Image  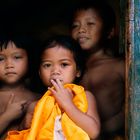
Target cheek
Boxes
[90,29,103,43]
[40,75,51,87]
[71,30,77,40]
[40,70,50,82]
[16,61,28,75]
[70,69,78,80]
[20,61,28,72]
[0,69,3,76]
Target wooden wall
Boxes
[124,0,140,139]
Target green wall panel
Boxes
[128,0,140,139]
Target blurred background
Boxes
[0,0,119,41]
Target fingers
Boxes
[67,88,74,98]
[48,87,56,95]
[50,79,63,90]
[49,79,64,97]
[20,100,29,111]
[8,94,15,104]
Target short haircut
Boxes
[0,33,39,81]
[39,35,85,83]
[71,0,116,36]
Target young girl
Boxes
[71,0,125,139]
[6,35,100,140]
[0,35,40,139]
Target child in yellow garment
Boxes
[6,35,100,140]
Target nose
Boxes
[51,65,60,75]
[5,59,14,69]
[78,24,86,33]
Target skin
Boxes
[71,9,125,138]
[0,41,28,85]
[0,41,38,139]
[38,46,100,139]
[39,46,80,87]
[72,9,104,51]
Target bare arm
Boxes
[64,90,100,139]
[0,94,27,134]
[49,79,100,139]
[0,112,13,134]
[102,105,125,133]
[19,101,37,129]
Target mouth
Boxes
[5,72,17,75]
[50,78,63,83]
[78,37,88,43]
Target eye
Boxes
[0,56,4,62]
[72,22,79,29]
[87,22,95,26]
[14,55,23,59]
[61,63,69,67]
[42,63,51,68]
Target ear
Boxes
[108,28,115,39]
[76,70,81,78]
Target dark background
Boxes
[0,0,119,41]
[0,0,120,93]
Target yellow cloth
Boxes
[6,84,90,140]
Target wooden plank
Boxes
[127,0,140,139]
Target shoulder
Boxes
[27,101,38,113]
[28,100,38,109]
[115,57,125,66]
[85,90,99,119]
[105,57,125,77]
[25,90,41,101]
[85,90,96,104]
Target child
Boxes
[0,35,40,139]
[6,35,100,140]
[71,0,125,139]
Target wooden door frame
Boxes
[122,0,140,139]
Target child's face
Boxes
[39,46,80,87]
[71,9,104,50]
[0,41,28,85]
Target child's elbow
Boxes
[89,125,100,139]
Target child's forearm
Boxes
[63,103,100,139]
[0,113,12,134]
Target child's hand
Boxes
[48,79,74,110]
[20,101,37,129]
[4,94,28,121]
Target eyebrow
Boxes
[41,58,73,62]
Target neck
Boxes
[0,82,26,92]
[85,49,114,68]
[85,49,109,61]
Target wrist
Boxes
[0,112,12,124]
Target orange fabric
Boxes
[6,84,90,140]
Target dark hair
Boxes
[71,0,116,37]
[39,35,85,83]
[0,34,39,86]
[70,0,121,57]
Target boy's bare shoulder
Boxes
[87,57,125,74]
[82,57,125,89]
[27,100,38,112]
[101,57,124,67]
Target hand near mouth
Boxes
[50,78,63,83]
[48,79,74,111]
